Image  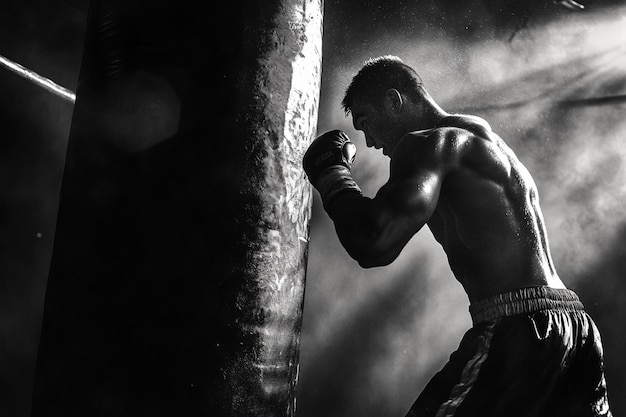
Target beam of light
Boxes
[557,0,585,11]
[453,29,626,113]
[454,94,626,113]
[0,54,76,103]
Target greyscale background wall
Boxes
[1,0,625,416]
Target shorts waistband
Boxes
[469,286,585,325]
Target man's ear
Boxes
[384,89,403,114]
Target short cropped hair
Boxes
[341,55,424,115]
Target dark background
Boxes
[1,0,625,416]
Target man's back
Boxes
[395,114,564,301]
[387,115,609,416]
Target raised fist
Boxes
[303,130,361,211]
[303,130,357,185]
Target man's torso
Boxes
[394,114,564,301]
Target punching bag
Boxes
[31,0,323,416]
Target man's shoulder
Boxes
[399,113,493,147]
[396,123,474,156]
[391,127,467,171]
[392,114,509,176]
[436,114,493,138]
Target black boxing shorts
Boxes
[405,287,612,417]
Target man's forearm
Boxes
[314,165,362,212]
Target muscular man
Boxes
[303,56,611,417]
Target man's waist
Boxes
[469,286,584,325]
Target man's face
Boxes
[350,99,397,156]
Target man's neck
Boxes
[415,99,448,130]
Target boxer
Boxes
[304,55,611,417]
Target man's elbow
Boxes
[337,223,415,268]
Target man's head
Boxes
[341,55,424,115]
[342,56,441,157]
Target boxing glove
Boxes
[303,130,362,211]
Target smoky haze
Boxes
[298,1,626,417]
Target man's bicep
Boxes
[375,169,443,232]
[380,130,456,222]
[330,132,452,267]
